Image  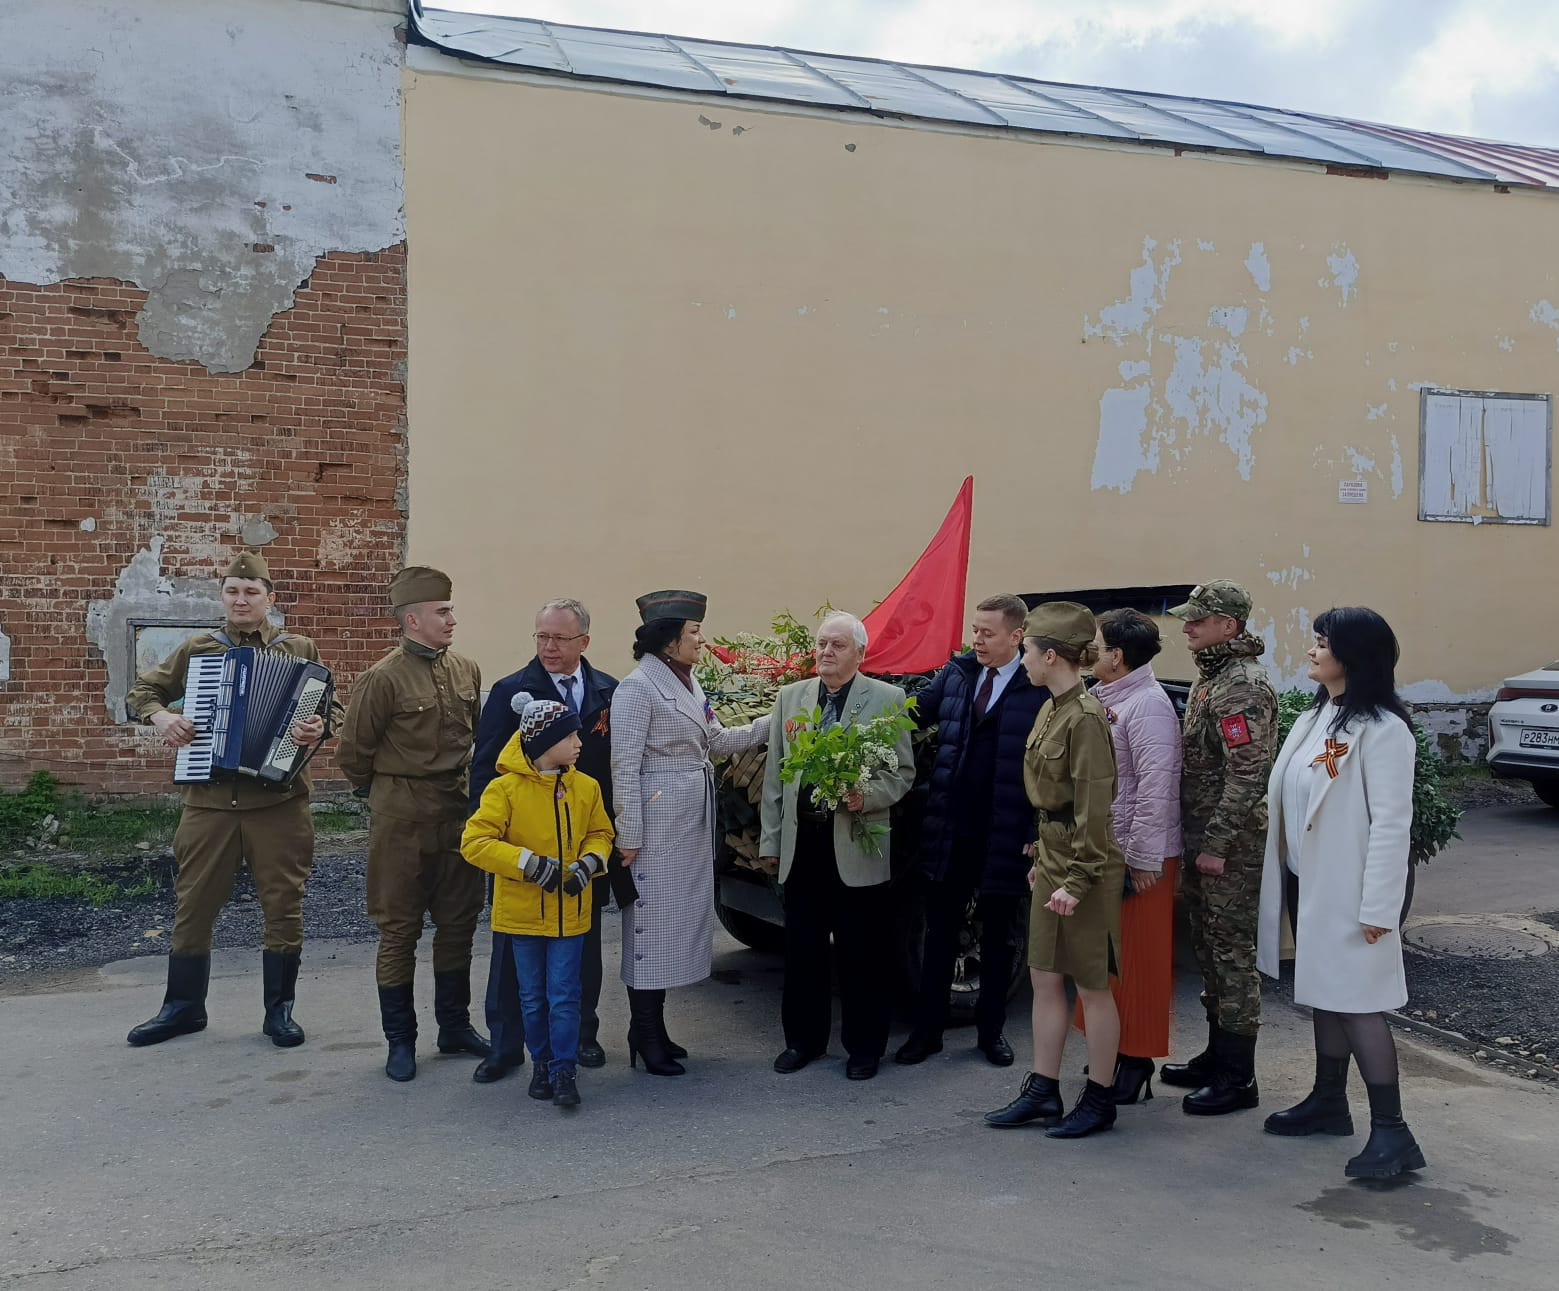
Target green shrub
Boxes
[1276,689,1460,865]
[0,772,61,849]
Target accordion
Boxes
[174,647,334,788]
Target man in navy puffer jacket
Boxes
[895,595,1049,1068]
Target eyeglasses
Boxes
[533,633,586,646]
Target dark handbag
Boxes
[606,853,639,906]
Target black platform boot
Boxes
[1265,1055,1354,1137]
[1345,1082,1427,1179]
[1161,1020,1220,1089]
[1110,1055,1156,1105]
[983,1073,1064,1128]
[378,984,417,1082]
[433,970,491,1058]
[261,950,305,1048]
[1184,1029,1260,1116]
[626,988,685,1076]
[127,954,211,1047]
[1046,1079,1119,1139]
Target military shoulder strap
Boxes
[208,629,291,649]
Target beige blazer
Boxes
[759,673,915,887]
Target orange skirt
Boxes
[1075,857,1176,1058]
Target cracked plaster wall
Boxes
[0,0,404,372]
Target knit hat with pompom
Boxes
[510,690,583,760]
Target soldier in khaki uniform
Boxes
[337,567,489,1081]
[1160,581,1277,1116]
[125,551,341,1050]
[983,603,1125,1140]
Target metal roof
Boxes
[408,4,1559,191]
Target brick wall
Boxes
[0,246,409,793]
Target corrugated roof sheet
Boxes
[408,4,1559,190]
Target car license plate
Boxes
[1518,728,1559,749]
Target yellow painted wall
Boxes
[402,55,1558,697]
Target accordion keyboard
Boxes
[173,653,228,785]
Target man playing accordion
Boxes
[125,550,342,1050]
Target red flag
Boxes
[862,476,973,675]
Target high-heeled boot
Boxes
[1345,1082,1427,1179]
[1046,1079,1118,1139]
[1110,1055,1156,1105]
[626,987,685,1076]
[1265,1055,1354,1137]
[656,1008,688,1061]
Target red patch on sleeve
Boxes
[1220,714,1252,747]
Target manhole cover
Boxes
[1407,924,1552,960]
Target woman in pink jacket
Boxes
[1078,609,1183,1104]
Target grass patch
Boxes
[0,864,159,908]
[59,799,182,850]
[313,805,367,836]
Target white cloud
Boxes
[451,1,1559,146]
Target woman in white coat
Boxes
[1256,607,1426,1180]
[611,590,770,1076]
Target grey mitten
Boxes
[562,854,602,898]
[522,851,562,893]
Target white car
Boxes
[1487,662,1559,809]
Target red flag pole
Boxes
[861,476,974,676]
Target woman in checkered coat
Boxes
[611,590,770,1076]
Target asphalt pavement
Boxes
[3,923,1556,1289]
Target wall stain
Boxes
[1299,1184,1515,1261]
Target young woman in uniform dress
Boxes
[985,602,1126,1140]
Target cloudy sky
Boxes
[447,1,1559,147]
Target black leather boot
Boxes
[552,1068,581,1108]
[1161,1020,1220,1088]
[127,954,211,1047]
[1265,1055,1354,1137]
[378,984,417,1082]
[433,970,491,1058]
[1184,1029,1260,1116]
[261,950,305,1048]
[528,1063,555,1101]
[983,1073,1064,1128]
[626,988,684,1076]
[656,1011,688,1061]
[1345,1082,1427,1179]
[1046,1079,1118,1139]
[1110,1055,1156,1105]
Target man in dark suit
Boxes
[895,594,1049,1068]
[469,597,619,1078]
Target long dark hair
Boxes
[632,618,688,661]
[1312,607,1413,736]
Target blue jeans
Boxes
[510,934,585,1076]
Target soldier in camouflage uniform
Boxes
[1160,581,1277,1116]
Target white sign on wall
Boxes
[1339,479,1369,504]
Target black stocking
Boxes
[1313,1008,1399,1085]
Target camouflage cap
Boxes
[1022,601,1097,649]
[390,566,453,609]
[636,589,707,624]
[1170,580,1253,622]
[223,551,271,583]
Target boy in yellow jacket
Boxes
[462,692,613,1108]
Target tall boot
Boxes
[1160,1019,1220,1088]
[1183,1029,1260,1116]
[656,1007,689,1061]
[378,984,417,1082]
[626,987,684,1076]
[261,950,305,1048]
[1265,1055,1353,1137]
[127,954,210,1047]
[1046,1079,1119,1139]
[433,970,491,1058]
[1345,1082,1427,1179]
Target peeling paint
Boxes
[1497,335,1515,352]
[0,622,11,684]
[1084,237,1180,345]
[1208,306,1248,338]
[1365,403,1389,421]
[1244,242,1271,293]
[1265,564,1313,589]
[1118,360,1151,381]
[0,0,404,373]
[1390,435,1405,498]
[1197,239,1216,252]
[1162,335,1268,480]
[1345,448,1376,474]
[1321,245,1360,305]
[1533,300,1559,350]
[1090,384,1155,493]
[725,305,737,320]
[1285,347,1312,365]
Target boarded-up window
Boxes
[1420,390,1551,525]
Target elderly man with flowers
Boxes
[759,612,916,1081]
